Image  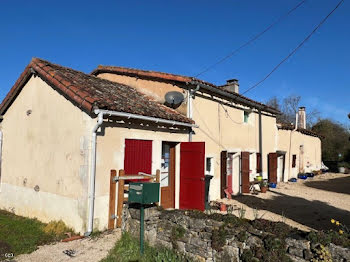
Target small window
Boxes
[244,111,249,123]
[292,155,297,168]
[206,157,213,175]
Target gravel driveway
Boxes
[12,229,121,262]
[220,173,350,231]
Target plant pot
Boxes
[338,167,345,174]
[260,186,268,193]
[220,203,227,212]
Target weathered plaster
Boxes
[0,76,92,232]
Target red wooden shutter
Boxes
[124,139,152,181]
[220,151,228,198]
[180,142,205,211]
[256,153,261,173]
[241,152,250,194]
[268,153,278,183]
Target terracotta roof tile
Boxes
[0,58,194,125]
[91,65,279,114]
[277,123,323,138]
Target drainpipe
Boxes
[85,109,198,235]
[187,84,200,142]
[85,111,103,236]
[287,114,298,181]
[258,110,263,176]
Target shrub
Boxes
[42,220,74,239]
[307,230,350,248]
[311,244,332,262]
[251,219,295,239]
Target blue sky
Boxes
[1,0,349,124]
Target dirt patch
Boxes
[13,229,121,262]
[219,173,350,232]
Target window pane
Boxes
[244,112,249,123]
[161,143,170,187]
[206,157,211,172]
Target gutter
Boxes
[84,109,198,235]
[190,81,280,115]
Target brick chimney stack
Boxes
[223,79,239,93]
[298,107,306,129]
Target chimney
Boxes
[223,79,239,93]
[298,107,306,129]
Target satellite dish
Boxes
[164,91,184,109]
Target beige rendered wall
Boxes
[0,76,93,233]
[95,73,278,200]
[93,125,189,231]
[97,73,188,116]
[277,129,322,180]
[191,95,278,199]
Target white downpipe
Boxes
[85,109,198,235]
[188,92,193,142]
[287,114,298,181]
[187,85,200,142]
[85,112,103,236]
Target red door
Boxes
[180,142,205,211]
[241,152,250,194]
[268,152,278,183]
[220,151,227,198]
[124,139,152,180]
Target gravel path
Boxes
[220,173,350,232]
[13,229,121,262]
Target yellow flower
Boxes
[336,221,340,226]
[339,230,344,235]
[331,219,335,224]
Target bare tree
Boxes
[266,94,320,128]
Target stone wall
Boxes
[123,206,350,262]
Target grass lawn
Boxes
[0,210,72,260]
[101,232,194,262]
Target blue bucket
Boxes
[298,174,308,180]
[269,183,277,188]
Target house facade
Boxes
[277,122,322,182]
[0,59,195,233]
[92,66,280,199]
[0,58,322,234]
